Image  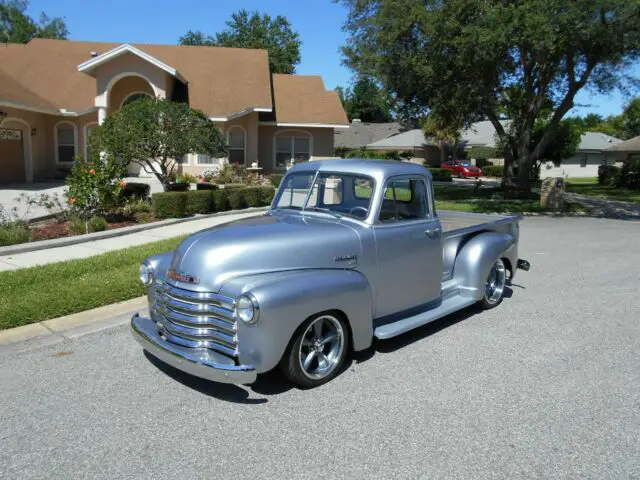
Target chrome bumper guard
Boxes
[131,314,257,384]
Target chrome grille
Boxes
[152,283,237,357]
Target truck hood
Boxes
[167,212,362,292]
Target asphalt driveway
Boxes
[1,216,639,479]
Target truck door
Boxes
[372,176,443,318]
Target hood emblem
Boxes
[168,269,199,284]
[334,253,358,263]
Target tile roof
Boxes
[271,74,348,125]
[367,129,435,148]
[605,135,640,153]
[0,39,272,116]
[334,122,405,148]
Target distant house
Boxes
[604,135,640,164]
[539,132,622,179]
[334,120,405,149]
[365,129,441,164]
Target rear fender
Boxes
[220,270,374,373]
[453,232,517,300]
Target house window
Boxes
[56,123,76,163]
[121,92,152,108]
[227,127,245,164]
[197,154,223,166]
[175,154,188,165]
[580,155,587,168]
[275,131,311,169]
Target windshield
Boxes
[274,171,375,220]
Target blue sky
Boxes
[27,0,638,118]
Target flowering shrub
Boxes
[66,156,127,218]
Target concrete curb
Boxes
[0,296,148,352]
[0,206,269,257]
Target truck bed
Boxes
[439,210,517,235]
[439,210,519,280]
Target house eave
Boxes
[208,107,272,122]
[0,101,97,117]
[258,121,350,129]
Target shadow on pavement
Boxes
[144,350,294,404]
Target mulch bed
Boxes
[29,215,157,242]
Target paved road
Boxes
[1,217,639,479]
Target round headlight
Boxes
[139,263,154,286]
[236,294,259,324]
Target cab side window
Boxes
[379,178,429,223]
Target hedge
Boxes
[212,189,229,211]
[598,165,620,186]
[222,183,245,190]
[152,192,187,218]
[619,158,640,189]
[166,182,190,192]
[483,165,504,177]
[186,190,212,215]
[270,174,284,187]
[151,186,277,218]
[120,182,150,200]
[428,168,452,182]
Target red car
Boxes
[440,160,483,178]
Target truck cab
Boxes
[131,160,529,388]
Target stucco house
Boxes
[0,39,348,184]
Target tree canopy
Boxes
[179,9,301,74]
[336,76,393,123]
[340,0,640,189]
[566,97,640,140]
[92,98,227,189]
[0,0,67,43]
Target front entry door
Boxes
[0,128,25,184]
[373,176,443,318]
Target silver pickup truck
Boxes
[131,160,529,388]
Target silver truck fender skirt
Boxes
[131,314,257,385]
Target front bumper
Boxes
[130,313,257,384]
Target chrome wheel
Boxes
[298,314,345,380]
[485,259,506,305]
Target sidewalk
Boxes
[0,210,263,272]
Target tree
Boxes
[532,119,582,179]
[340,0,640,190]
[622,97,640,139]
[179,9,301,74]
[0,0,67,43]
[92,97,227,190]
[338,76,394,122]
[422,114,463,163]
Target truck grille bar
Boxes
[152,283,238,357]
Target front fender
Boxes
[220,270,374,373]
[453,232,517,300]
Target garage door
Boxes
[0,128,25,184]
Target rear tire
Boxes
[479,259,507,309]
[280,313,349,388]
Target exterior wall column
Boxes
[98,107,107,125]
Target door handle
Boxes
[424,227,441,238]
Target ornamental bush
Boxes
[482,165,504,177]
[68,216,108,235]
[618,158,640,189]
[427,168,453,182]
[119,182,150,200]
[66,156,127,218]
[0,221,30,246]
[152,192,188,218]
[186,190,213,215]
[269,174,284,187]
[597,165,621,186]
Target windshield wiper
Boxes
[304,206,342,218]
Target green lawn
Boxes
[0,236,186,330]
[565,178,640,203]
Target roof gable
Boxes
[77,43,185,83]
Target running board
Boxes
[374,295,477,340]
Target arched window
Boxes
[120,91,152,108]
[55,121,77,163]
[274,130,312,169]
[227,126,246,164]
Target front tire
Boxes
[280,313,349,388]
[479,259,507,309]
